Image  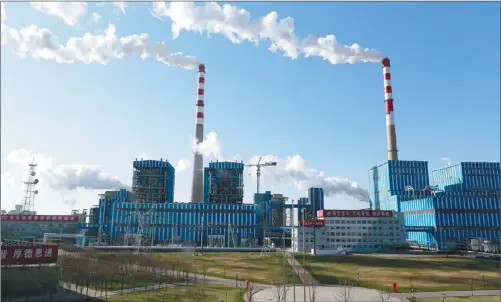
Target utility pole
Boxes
[291,201,296,302]
[282,209,287,302]
[313,216,317,256]
[302,208,306,302]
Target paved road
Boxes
[399,289,500,298]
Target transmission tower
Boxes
[21,159,39,213]
[133,203,157,254]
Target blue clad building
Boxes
[368,160,500,250]
[132,159,175,204]
[308,188,325,217]
[203,161,244,204]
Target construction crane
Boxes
[246,157,277,194]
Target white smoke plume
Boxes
[4,149,129,191]
[1,4,199,69]
[441,157,452,167]
[30,2,87,26]
[192,131,224,160]
[191,132,369,202]
[152,2,383,64]
[175,159,191,172]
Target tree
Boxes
[333,281,353,302]
[308,280,318,302]
[271,281,284,302]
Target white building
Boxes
[292,209,407,254]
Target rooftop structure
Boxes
[132,159,175,203]
[203,161,244,204]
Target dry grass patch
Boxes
[300,254,500,292]
[151,252,300,284]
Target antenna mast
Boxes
[21,158,39,213]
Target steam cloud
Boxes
[152,2,383,64]
[5,149,129,191]
[192,131,370,202]
[1,4,199,69]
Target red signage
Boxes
[1,245,59,265]
[300,219,325,228]
[317,210,393,218]
[0,215,78,222]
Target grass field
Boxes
[417,296,500,302]
[150,252,300,285]
[106,284,245,302]
[59,252,184,291]
[299,254,500,292]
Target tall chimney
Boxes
[382,57,399,161]
[190,63,206,203]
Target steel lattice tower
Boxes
[21,159,39,213]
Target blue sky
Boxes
[1,2,499,214]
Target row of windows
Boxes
[327,226,400,231]
[324,219,399,225]
[326,238,399,243]
[327,232,397,237]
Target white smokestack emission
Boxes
[152,2,383,64]
[188,132,370,202]
[1,5,199,70]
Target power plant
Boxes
[1,58,499,253]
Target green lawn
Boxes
[107,284,245,302]
[298,254,500,292]
[417,296,500,302]
[150,252,301,285]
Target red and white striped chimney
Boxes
[382,57,399,161]
[190,63,206,203]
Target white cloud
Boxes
[191,132,370,202]
[4,149,129,191]
[30,2,87,26]
[1,22,200,69]
[175,159,191,172]
[113,2,127,15]
[91,12,102,24]
[152,2,383,64]
[1,172,15,189]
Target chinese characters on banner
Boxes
[0,215,78,222]
[300,219,325,228]
[317,210,393,218]
[1,245,58,265]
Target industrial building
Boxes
[292,209,407,253]
[132,159,175,204]
[93,190,259,246]
[203,161,244,204]
[0,213,81,242]
[368,160,500,250]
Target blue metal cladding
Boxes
[203,167,210,204]
[208,161,245,170]
[432,162,500,192]
[297,197,309,221]
[103,201,259,242]
[368,160,500,250]
[308,187,324,216]
[133,159,175,203]
[432,164,464,192]
[368,160,428,212]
